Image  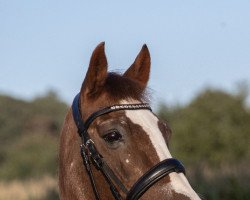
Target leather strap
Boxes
[72,92,151,142]
[126,158,185,200]
[72,93,86,135]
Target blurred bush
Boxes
[0,91,66,199]
[0,91,68,181]
[158,88,250,200]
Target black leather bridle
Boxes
[72,93,185,200]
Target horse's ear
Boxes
[81,42,108,98]
[123,44,151,88]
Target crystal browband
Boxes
[82,103,152,133]
[110,103,151,110]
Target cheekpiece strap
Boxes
[72,93,86,134]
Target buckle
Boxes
[86,139,94,147]
[83,139,103,169]
[80,139,94,150]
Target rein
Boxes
[72,93,185,200]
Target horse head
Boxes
[59,42,201,200]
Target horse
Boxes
[58,42,201,200]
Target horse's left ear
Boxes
[123,44,151,88]
[81,42,108,98]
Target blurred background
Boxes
[1,1,250,200]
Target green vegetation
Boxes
[0,91,67,199]
[0,88,249,199]
[158,88,250,200]
[0,91,68,181]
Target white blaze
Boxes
[122,100,201,200]
[124,108,172,161]
[169,173,201,199]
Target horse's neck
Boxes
[58,110,113,200]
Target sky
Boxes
[1,0,250,107]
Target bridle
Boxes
[72,93,185,200]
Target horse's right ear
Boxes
[123,44,150,89]
[81,42,108,98]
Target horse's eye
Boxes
[103,130,122,144]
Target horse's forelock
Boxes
[103,72,150,103]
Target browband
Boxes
[72,93,152,140]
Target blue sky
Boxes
[1,0,250,106]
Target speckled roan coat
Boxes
[58,43,200,200]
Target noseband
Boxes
[72,93,185,200]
